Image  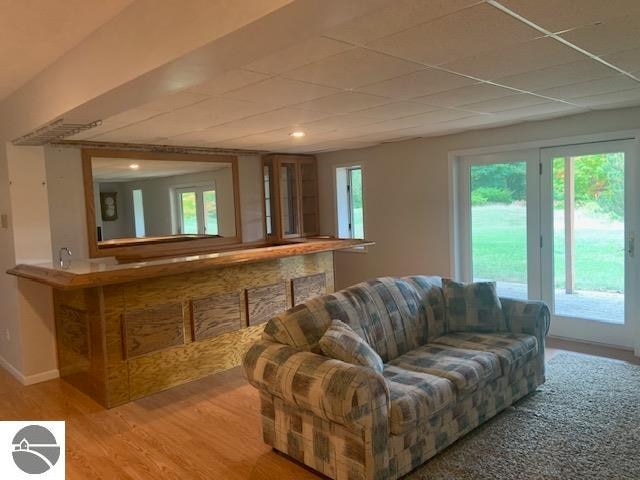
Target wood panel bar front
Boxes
[52,251,335,407]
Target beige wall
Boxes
[318,106,640,291]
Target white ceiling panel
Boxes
[366,3,540,66]
[497,0,640,32]
[603,48,640,74]
[535,75,640,100]
[292,92,391,114]
[354,101,439,120]
[357,68,479,100]
[414,83,517,107]
[560,15,640,56]
[187,69,271,96]
[495,102,587,120]
[494,59,618,92]
[223,77,340,106]
[243,37,354,74]
[458,94,551,113]
[282,48,423,89]
[301,113,384,130]
[324,0,479,45]
[443,37,584,80]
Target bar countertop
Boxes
[7,238,372,290]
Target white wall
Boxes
[1,144,58,382]
[318,106,640,291]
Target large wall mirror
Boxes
[83,149,242,259]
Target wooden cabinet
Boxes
[262,154,319,240]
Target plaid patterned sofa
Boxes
[243,276,550,480]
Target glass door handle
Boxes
[628,232,635,258]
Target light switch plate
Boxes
[1,214,8,229]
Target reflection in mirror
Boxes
[91,157,236,246]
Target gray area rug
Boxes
[406,352,640,480]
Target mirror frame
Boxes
[82,148,242,259]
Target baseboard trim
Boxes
[547,335,634,353]
[0,355,59,385]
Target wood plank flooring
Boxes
[0,338,635,479]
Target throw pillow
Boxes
[319,319,384,373]
[442,278,506,332]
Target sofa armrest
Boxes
[242,340,390,430]
[500,298,550,340]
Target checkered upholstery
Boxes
[431,332,538,375]
[384,365,455,435]
[442,278,507,332]
[243,276,550,480]
[319,319,384,373]
[263,277,438,363]
[388,344,501,394]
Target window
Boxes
[175,185,218,235]
[132,189,145,237]
[336,165,364,239]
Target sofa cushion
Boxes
[388,344,501,395]
[430,332,538,375]
[442,279,506,333]
[319,319,384,373]
[263,277,428,362]
[402,276,447,340]
[383,365,456,435]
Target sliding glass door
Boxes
[459,149,540,300]
[459,139,638,349]
[540,140,638,348]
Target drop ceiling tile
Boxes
[301,113,383,130]
[357,68,479,100]
[187,69,271,96]
[354,101,439,120]
[535,75,640,99]
[560,15,640,56]
[443,37,584,80]
[494,59,617,91]
[324,0,478,45]
[141,91,209,112]
[366,3,540,66]
[414,83,517,107]
[292,92,391,114]
[223,77,340,106]
[571,88,640,108]
[496,102,585,119]
[498,0,640,32]
[283,48,423,89]
[603,48,640,74]
[207,107,332,135]
[243,37,354,74]
[458,94,552,113]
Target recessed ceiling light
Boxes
[289,130,306,138]
[129,163,140,170]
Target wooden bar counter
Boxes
[8,238,371,407]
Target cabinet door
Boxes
[278,158,301,238]
[262,158,276,238]
[299,157,319,236]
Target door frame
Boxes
[540,139,639,349]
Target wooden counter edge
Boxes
[7,239,373,290]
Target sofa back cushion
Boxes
[319,319,384,373]
[263,277,427,362]
[402,275,447,340]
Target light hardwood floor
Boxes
[0,338,635,479]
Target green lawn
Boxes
[472,204,624,292]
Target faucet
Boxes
[58,247,72,269]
